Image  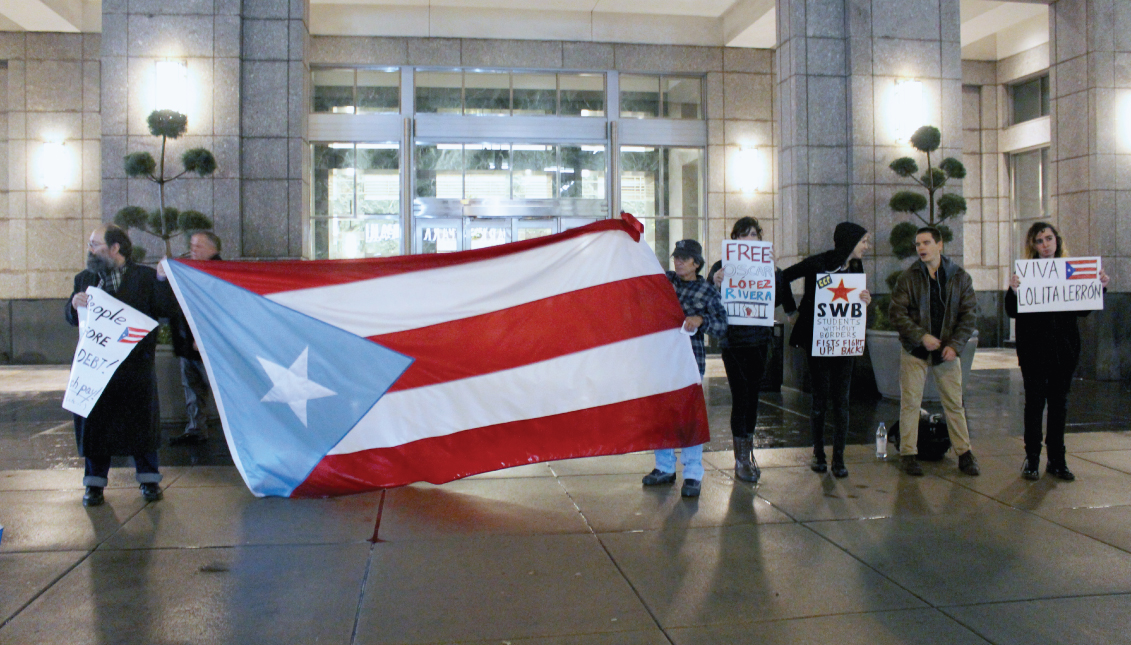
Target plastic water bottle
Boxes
[875,422,888,459]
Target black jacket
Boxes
[65,263,177,457]
[706,262,796,348]
[1005,286,1097,373]
[781,222,868,352]
[169,255,221,360]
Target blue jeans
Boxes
[84,453,162,487]
[653,444,704,481]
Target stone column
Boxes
[776,0,963,282]
[1049,0,1131,379]
[240,0,309,259]
[101,0,243,259]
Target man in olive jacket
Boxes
[888,227,980,477]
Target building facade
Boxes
[0,0,1128,381]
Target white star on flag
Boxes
[257,347,337,427]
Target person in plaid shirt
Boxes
[642,239,727,498]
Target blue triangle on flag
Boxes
[165,260,413,497]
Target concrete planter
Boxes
[865,329,979,401]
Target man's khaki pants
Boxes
[898,351,972,456]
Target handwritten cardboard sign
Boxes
[811,273,867,357]
[1013,257,1104,313]
[719,240,775,327]
[62,287,158,417]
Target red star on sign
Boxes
[827,279,855,302]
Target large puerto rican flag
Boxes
[162,215,709,498]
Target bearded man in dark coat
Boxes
[65,224,177,507]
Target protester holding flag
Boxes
[1006,222,1109,481]
[168,231,223,446]
[782,223,871,478]
[65,225,177,506]
[642,239,727,498]
[707,218,796,483]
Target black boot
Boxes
[1021,454,1040,481]
[82,486,104,507]
[733,435,761,483]
[831,452,848,478]
[1047,459,1076,481]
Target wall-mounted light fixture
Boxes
[890,78,926,144]
[153,59,189,113]
[736,145,767,194]
[1118,90,1131,153]
[40,139,70,192]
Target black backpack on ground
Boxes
[889,412,952,461]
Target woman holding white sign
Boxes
[708,217,797,483]
[782,223,871,478]
[1006,222,1109,482]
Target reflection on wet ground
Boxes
[3,353,1129,469]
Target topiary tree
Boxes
[887,125,967,258]
[114,110,217,260]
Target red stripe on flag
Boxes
[289,384,709,497]
[181,219,641,296]
[372,275,684,391]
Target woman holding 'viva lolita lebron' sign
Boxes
[1006,222,1109,482]
[708,218,797,484]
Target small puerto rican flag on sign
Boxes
[117,327,150,344]
[1065,259,1098,280]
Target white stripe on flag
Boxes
[327,328,702,455]
[267,230,662,337]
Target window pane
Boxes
[1012,149,1044,222]
[512,144,556,199]
[513,73,556,115]
[464,143,511,198]
[560,145,606,199]
[666,147,703,220]
[560,73,604,117]
[516,220,555,241]
[312,69,354,113]
[357,70,399,114]
[620,74,660,118]
[416,71,462,114]
[620,146,659,217]
[415,143,463,198]
[356,143,399,216]
[327,216,401,259]
[663,76,702,119]
[420,221,461,253]
[1011,76,1045,124]
[639,217,703,271]
[314,143,356,217]
[468,222,512,249]
[464,72,510,116]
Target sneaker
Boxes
[642,469,676,486]
[1021,455,1040,481]
[140,482,163,502]
[958,450,980,476]
[169,432,208,446]
[82,486,104,507]
[1047,462,1076,481]
[902,455,924,476]
[831,461,849,478]
[680,479,701,498]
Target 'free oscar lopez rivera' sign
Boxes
[811,273,868,357]
[719,240,775,327]
[62,287,158,418]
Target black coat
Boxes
[65,263,177,457]
[1005,286,1095,375]
[169,255,220,360]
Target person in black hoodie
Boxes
[1006,222,1109,481]
[707,217,797,483]
[781,222,871,477]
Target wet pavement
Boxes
[2,354,1131,644]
